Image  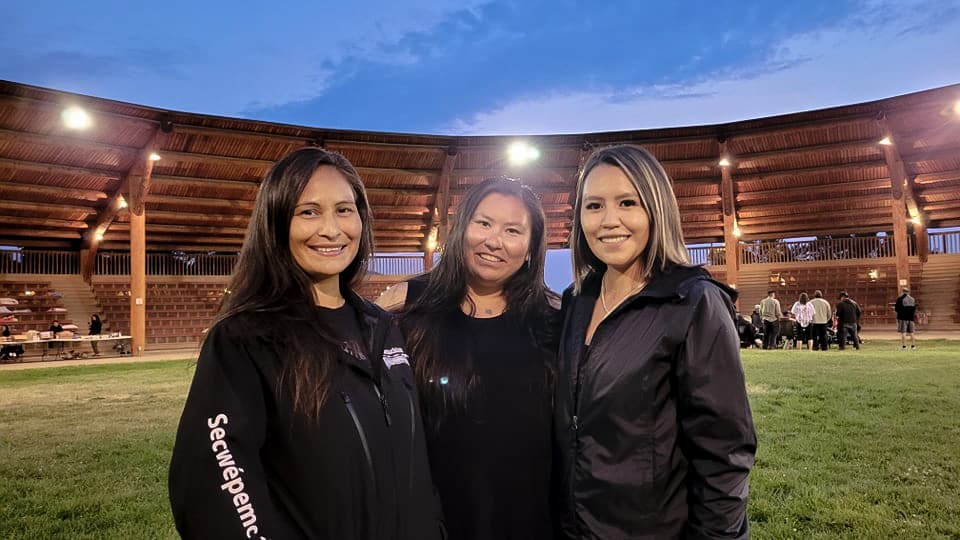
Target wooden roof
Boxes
[1,79,958,252]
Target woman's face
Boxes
[580,163,650,275]
[288,166,363,284]
[462,192,532,292]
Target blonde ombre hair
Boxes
[570,144,690,293]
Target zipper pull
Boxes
[379,393,392,426]
[571,415,579,431]
[340,392,351,404]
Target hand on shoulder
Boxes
[375,282,408,312]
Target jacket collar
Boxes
[342,289,393,382]
[580,264,733,306]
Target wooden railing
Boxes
[928,231,960,255]
[96,252,238,276]
[367,254,424,276]
[686,245,726,266]
[0,250,79,274]
[94,252,425,277]
[739,237,897,265]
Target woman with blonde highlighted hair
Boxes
[554,144,757,539]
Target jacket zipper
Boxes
[371,384,392,426]
[341,391,376,486]
[405,388,416,496]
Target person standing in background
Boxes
[759,290,781,349]
[790,292,815,350]
[809,290,832,351]
[894,287,917,350]
[835,291,861,350]
[88,314,102,356]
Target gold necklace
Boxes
[600,276,645,315]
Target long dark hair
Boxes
[402,177,558,423]
[213,147,374,417]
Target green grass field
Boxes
[1,341,958,539]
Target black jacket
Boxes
[835,298,861,326]
[555,266,757,539]
[894,294,916,322]
[169,294,443,540]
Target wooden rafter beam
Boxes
[152,174,259,190]
[108,223,248,235]
[0,229,83,239]
[102,233,245,244]
[0,200,97,213]
[738,198,892,218]
[901,145,960,163]
[0,215,89,229]
[356,166,438,178]
[916,185,960,199]
[145,193,255,211]
[734,159,887,183]
[914,168,960,184]
[0,127,140,156]
[158,150,273,170]
[737,208,892,227]
[0,181,109,201]
[0,157,120,179]
[732,137,882,164]
[736,178,891,201]
[372,206,432,216]
[143,210,249,224]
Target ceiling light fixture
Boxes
[507,141,540,166]
[61,106,92,129]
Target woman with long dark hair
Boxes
[555,145,756,539]
[377,177,559,540]
[169,147,442,540]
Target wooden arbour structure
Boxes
[2,80,960,350]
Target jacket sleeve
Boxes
[168,322,299,540]
[675,285,757,539]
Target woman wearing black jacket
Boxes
[555,145,757,539]
[169,148,442,540]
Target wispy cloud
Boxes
[0,0,493,116]
[448,0,960,135]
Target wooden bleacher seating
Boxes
[0,280,72,333]
[765,264,923,326]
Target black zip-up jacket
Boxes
[835,298,861,326]
[169,294,443,540]
[555,265,757,539]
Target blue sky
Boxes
[3,0,960,288]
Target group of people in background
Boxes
[743,287,919,351]
[168,145,757,539]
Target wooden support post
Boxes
[423,245,435,272]
[436,148,457,247]
[130,211,146,356]
[126,136,160,356]
[876,116,918,289]
[719,141,739,305]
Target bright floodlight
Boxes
[508,142,540,166]
[148,152,162,161]
[94,232,104,241]
[718,157,731,167]
[61,106,91,129]
[878,136,893,146]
